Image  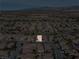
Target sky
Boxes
[0,0,79,10]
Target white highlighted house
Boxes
[36,35,43,42]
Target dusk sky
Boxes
[0,0,79,10]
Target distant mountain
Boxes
[18,6,79,11]
[63,6,79,10]
[0,6,79,13]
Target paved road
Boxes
[21,41,64,59]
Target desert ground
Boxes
[0,10,79,59]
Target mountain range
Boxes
[1,6,79,12]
